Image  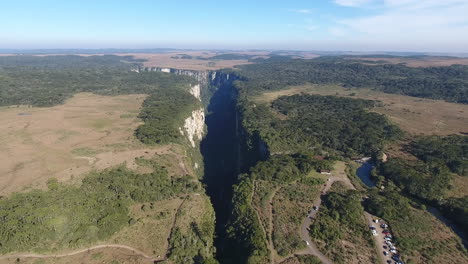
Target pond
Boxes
[356,162,376,187]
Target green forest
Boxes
[240,94,402,157]
[0,165,199,253]
[236,56,468,103]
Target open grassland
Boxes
[447,174,468,198]
[117,51,266,70]
[0,93,191,195]
[253,84,468,136]
[351,56,468,67]
[0,93,170,195]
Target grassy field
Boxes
[447,174,468,198]
[272,178,322,256]
[392,207,468,264]
[0,92,190,195]
[117,51,263,70]
[108,198,183,258]
[253,84,468,136]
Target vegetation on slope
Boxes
[375,134,468,240]
[0,165,198,253]
[310,187,376,264]
[365,191,468,264]
[241,94,402,157]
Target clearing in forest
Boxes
[0,92,167,195]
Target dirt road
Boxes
[365,212,390,264]
[296,176,341,264]
[0,244,160,262]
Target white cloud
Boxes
[334,0,372,7]
[329,0,468,51]
[293,9,313,14]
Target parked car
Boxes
[392,254,401,261]
[312,205,318,211]
[390,249,397,254]
[381,223,389,228]
[305,240,310,246]
[385,237,392,241]
[372,230,378,236]
[383,251,389,256]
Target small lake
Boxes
[356,162,376,187]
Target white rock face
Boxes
[189,84,201,101]
[183,108,205,147]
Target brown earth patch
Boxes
[117,51,265,70]
[0,92,169,195]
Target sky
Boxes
[1,0,468,52]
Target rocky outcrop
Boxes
[189,84,201,101]
[182,108,205,147]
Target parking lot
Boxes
[365,213,405,264]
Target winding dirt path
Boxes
[286,170,357,264]
[0,194,191,263]
[266,185,282,263]
[0,244,160,261]
[252,181,277,263]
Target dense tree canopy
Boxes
[236,56,468,103]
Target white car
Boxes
[372,230,378,236]
[305,240,310,246]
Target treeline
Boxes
[241,94,402,157]
[0,165,199,253]
[250,153,333,183]
[236,56,468,103]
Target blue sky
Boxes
[1,0,468,52]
